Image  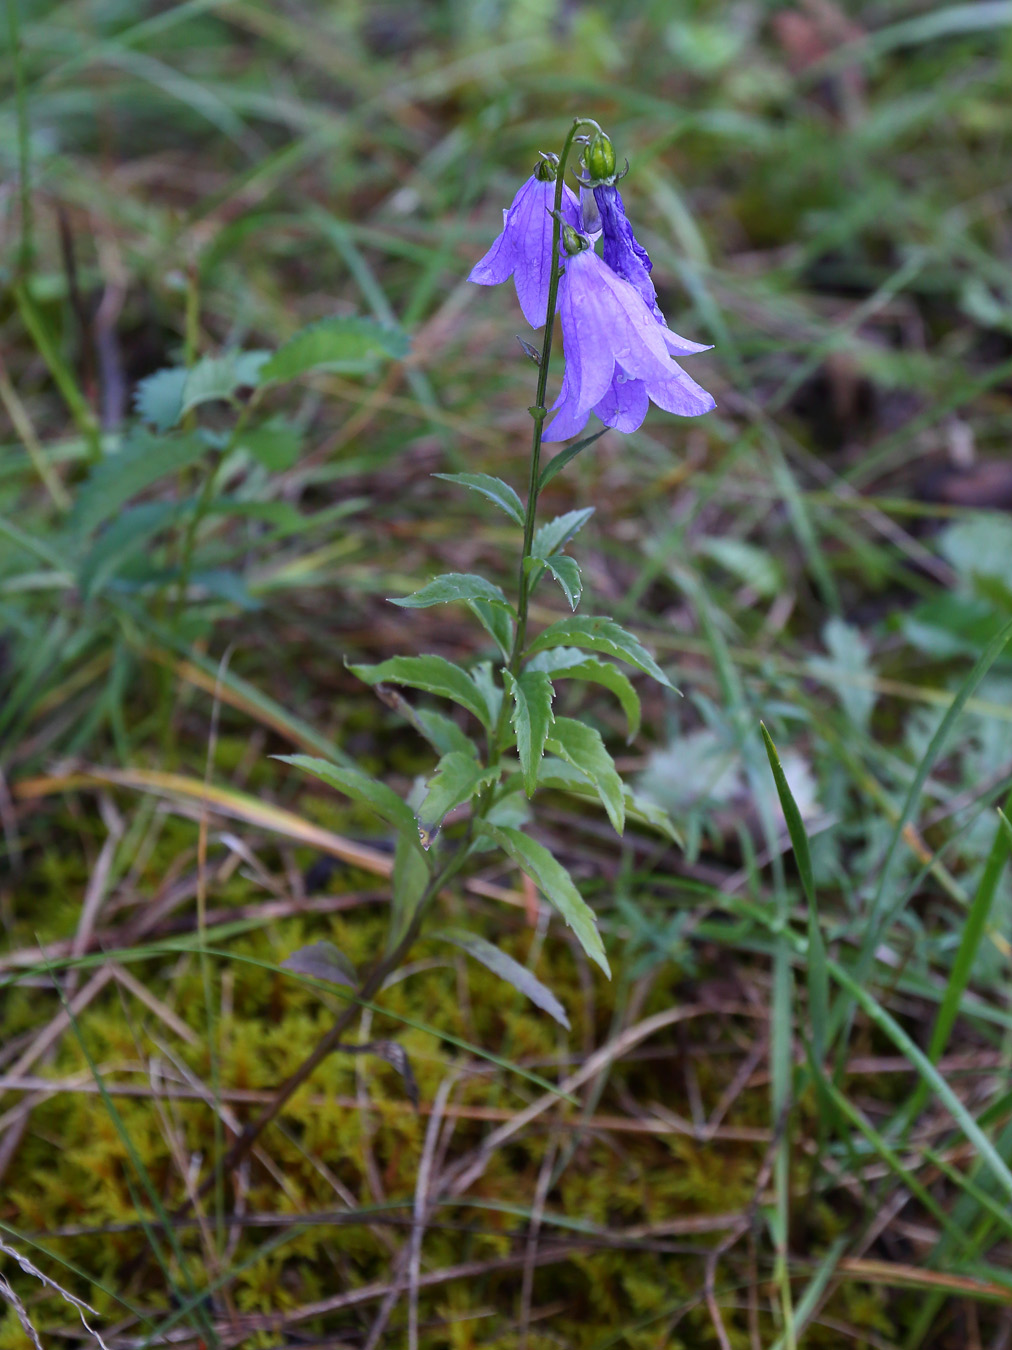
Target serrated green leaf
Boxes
[527,647,641,741]
[258,316,409,383]
[526,616,674,690]
[349,655,491,728]
[477,822,609,977]
[533,507,595,558]
[538,429,606,490]
[70,431,207,536]
[505,669,555,797]
[541,555,582,610]
[414,709,476,758]
[467,598,514,661]
[134,367,187,431]
[180,350,270,415]
[276,754,418,836]
[434,928,570,1028]
[390,572,514,612]
[417,752,498,846]
[545,716,624,834]
[433,473,525,527]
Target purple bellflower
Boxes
[544,234,714,442]
[594,184,663,323]
[468,169,581,328]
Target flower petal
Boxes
[543,364,592,442]
[594,372,649,433]
[468,209,515,286]
[644,360,716,418]
[661,328,713,356]
[595,184,663,321]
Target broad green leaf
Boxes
[281,941,357,989]
[538,429,606,490]
[468,598,514,661]
[390,831,430,951]
[180,350,270,415]
[434,928,570,1028]
[390,573,514,612]
[527,647,641,741]
[349,655,491,728]
[505,669,555,797]
[545,716,624,834]
[533,507,595,558]
[417,752,498,846]
[541,555,582,610]
[238,419,302,471]
[477,821,609,977]
[134,367,187,431]
[433,473,525,527]
[526,616,674,690]
[70,431,207,536]
[276,754,418,836]
[258,316,410,383]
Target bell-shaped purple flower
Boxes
[468,173,581,328]
[593,184,663,322]
[543,242,714,442]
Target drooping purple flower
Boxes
[543,240,714,442]
[468,172,581,328]
[593,184,663,322]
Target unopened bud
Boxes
[562,225,588,256]
[534,154,558,182]
[585,132,616,184]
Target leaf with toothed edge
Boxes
[505,669,555,797]
[390,573,515,612]
[526,616,674,690]
[349,656,492,728]
[416,752,499,848]
[477,821,609,977]
[544,716,625,834]
[433,473,525,527]
[538,430,606,490]
[526,647,641,741]
[275,755,418,836]
[533,507,594,558]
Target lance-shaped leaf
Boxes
[349,655,491,728]
[527,647,641,741]
[372,684,476,758]
[434,928,570,1028]
[526,616,674,690]
[538,429,606,490]
[390,573,514,613]
[505,669,555,797]
[433,473,525,527]
[544,717,624,834]
[417,752,499,847]
[282,941,357,989]
[477,822,609,977]
[537,554,582,610]
[533,507,595,558]
[275,755,418,835]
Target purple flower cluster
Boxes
[469,166,715,438]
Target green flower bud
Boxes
[585,132,616,184]
[534,155,558,183]
[562,225,588,256]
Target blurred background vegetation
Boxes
[3,1,1012,1346]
